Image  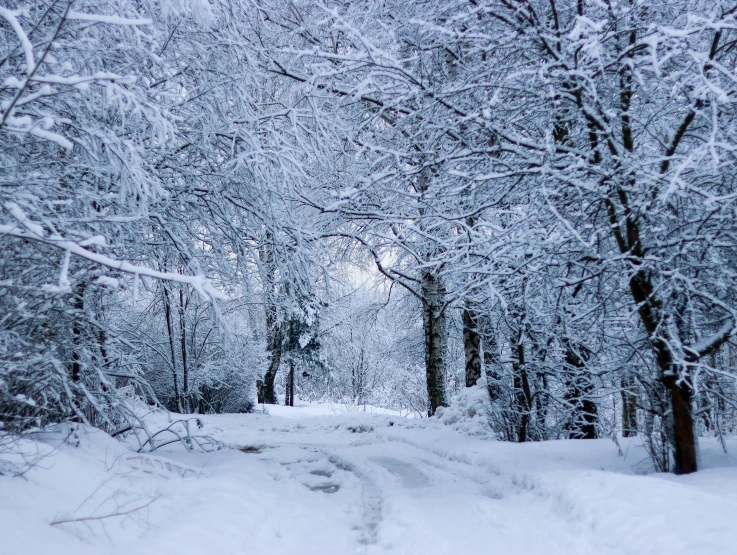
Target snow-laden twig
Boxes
[2,203,223,300]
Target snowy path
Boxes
[259,436,620,555]
[3,405,737,555]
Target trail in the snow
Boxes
[219,411,737,555]
[6,408,737,555]
[244,428,618,555]
[370,456,430,488]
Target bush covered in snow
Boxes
[434,382,495,437]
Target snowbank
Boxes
[434,382,495,436]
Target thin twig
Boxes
[50,495,161,526]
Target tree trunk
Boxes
[262,323,282,405]
[602,169,701,472]
[601,33,707,467]
[178,288,189,412]
[621,375,638,437]
[511,330,531,442]
[462,304,482,387]
[70,283,86,384]
[285,362,295,407]
[481,319,502,403]
[628,267,698,474]
[665,376,698,474]
[290,363,295,407]
[163,285,182,412]
[256,380,264,404]
[260,239,281,405]
[421,270,448,416]
[537,372,549,440]
[564,347,598,439]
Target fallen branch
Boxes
[50,495,161,526]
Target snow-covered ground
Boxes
[2,402,737,555]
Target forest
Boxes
[2,0,737,499]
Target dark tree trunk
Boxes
[290,363,295,407]
[605,187,700,472]
[564,392,598,440]
[463,304,482,387]
[262,325,282,405]
[285,362,295,407]
[178,288,189,412]
[415,170,448,416]
[511,331,531,442]
[95,296,111,393]
[628,266,698,474]
[666,376,698,474]
[70,283,86,383]
[421,270,448,416]
[256,380,264,404]
[260,239,281,405]
[461,212,484,389]
[564,347,598,439]
[536,372,550,440]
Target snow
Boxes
[434,382,495,436]
[2,406,737,555]
[67,11,152,26]
[0,7,34,75]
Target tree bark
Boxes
[665,376,698,474]
[178,288,189,412]
[605,185,700,472]
[564,346,598,439]
[260,239,281,405]
[421,270,448,416]
[262,319,282,405]
[462,304,482,387]
[163,285,182,412]
[256,380,264,404]
[621,375,638,437]
[285,362,295,407]
[511,329,531,442]
[628,267,697,473]
[70,282,86,384]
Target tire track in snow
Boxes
[323,451,383,547]
[244,441,385,549]
[369,456,430,488]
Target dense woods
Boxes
[3,0,737,475]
